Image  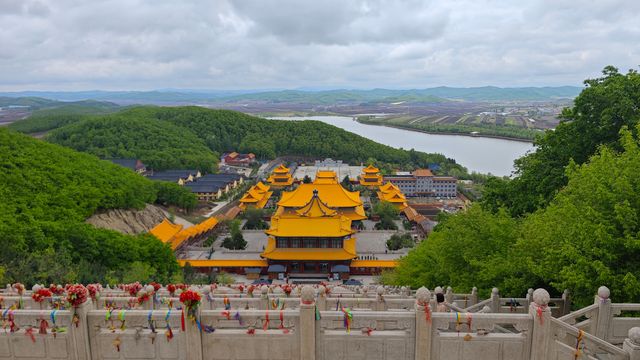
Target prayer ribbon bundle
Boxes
[341,307,352,333]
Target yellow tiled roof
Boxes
[313,170,339,184]
[272,164,290,174]
[149,219,183,243]
[150,217,218,250]
[266,216,354,237]
[363,164,380,174]
[279,184,362,208]
[239,182,273,210]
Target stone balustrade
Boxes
[2,285,640,359]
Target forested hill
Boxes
[0,128,183,285]
[47,115,219,172]
[44,106,468,176]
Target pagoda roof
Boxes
[272,164,290,174]
[363,164,380,174]
[313,170,339,184]
[279,183,362,208]
[294,189,338,217]
[266,214,353,237]
[379,182,400,193]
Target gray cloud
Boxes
[0,0,638,90]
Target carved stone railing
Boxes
[3,285,640,360]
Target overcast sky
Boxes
[1,0,638,91]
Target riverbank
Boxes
[356,119,537,143]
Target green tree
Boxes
[373,201,399,230]
[302,175,312,184]
[515,127,640,305]
[483,66,640,216]
[243,207,266,229]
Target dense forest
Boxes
[31,106,467,176]
[387,67,640,306]
[46,115,219,172]
[0,128,188,285]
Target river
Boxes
[269,116,535,176]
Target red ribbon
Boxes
[221,310,231,320]
[247,327,255,335]
[279,310,289,333]
[425,306,431,323]
[181,309,185,331]
[536,306,546,325]
[263,311,269,331]
[25,327,36,343]
[39,319,48,335]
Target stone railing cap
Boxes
[533,288,550,306]
[598,286,610,300]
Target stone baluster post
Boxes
[445,287,454,305]
[300,285,316,360]
[72,299,93,360]
[414,287,433,360]
[529,288,552,360]
[592,286,611,339]
[317,286,327,311]
[469,287,478,306]
[260,286,269,310]
[624,328,640,360]
[432,287,443,310]
[561,289,571,316]
[490,287,500,313]
[376,286,386,311]
[400,286,408,299]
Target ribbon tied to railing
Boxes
[341,307,352,333]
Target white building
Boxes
[384,169,457,197]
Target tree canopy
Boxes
[0,128,180,285]
[46,115,218,172]
[482,67,640,216]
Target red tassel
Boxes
[166,327,173,341]
[39,319,48,335]
[246,327,255,335]
[180,309,185,331]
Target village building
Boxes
[238,182,273,210]
[184,173,244,201]
[267,164,294,187]
[106,158,147,174]
[384,168,457,197]
[221,152,256,167]
[359,164,383,187]
[147,170,202,185]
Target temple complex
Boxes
[267,164,294,187]
[359,164,383,187]
[238,181,272,210]
[377,181,409,210]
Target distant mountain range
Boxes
[0,86,582,105]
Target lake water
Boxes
[269,116,535,176]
